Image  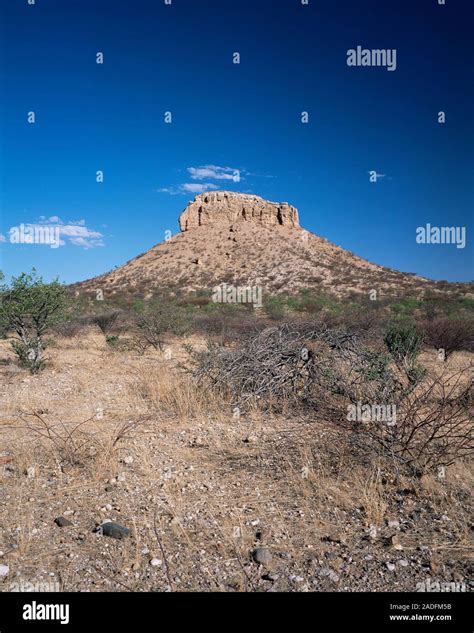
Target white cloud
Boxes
[187,165,241,181]
[156,183,219,195]
[156,164,245,196]
[182,183,219,193]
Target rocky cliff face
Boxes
[178,191,300,232]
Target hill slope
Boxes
[73,192,471,301]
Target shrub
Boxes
[0,270,66,373]
[17,411,148,467]
[191,323,402,412]
[263,296,287,320]
[360,369,473,473]
[384,323,425,384]
[92,311,121,336]
[390,298,421,317]
[136,303,192,349]
[419,318,474,361]
[105,335,120,347]
[53,317,89,338]
[194,310,269,344]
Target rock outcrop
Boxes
[178,191,300,232]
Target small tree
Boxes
[420,318,474,362]
[0,270,66,373]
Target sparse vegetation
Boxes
[0,274,473,594]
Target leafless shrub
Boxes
[359,370,473,472]
[191,323,473,474]
[194,312,270,344]
[17,411,101,466]
[15,411,148,467]
[419,318,474,361]
[130,336,152,355]
[53,317,89,338]
[92,311,121,336]
[191,323,401,412]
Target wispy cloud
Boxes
[182,183,219,193]
[188,165,241,182]
[0,233,6,243]
[156,183,219,195]
[157,164,243,196]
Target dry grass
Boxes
[0,332,472,592]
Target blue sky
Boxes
[0,0,472,284]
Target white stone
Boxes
[150,558,162,567]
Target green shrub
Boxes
[136,303,193,349]
[0,270,66,373]
[384,323,425,384]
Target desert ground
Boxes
[0,323,472,593]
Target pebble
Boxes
[252,547,272,566]
[0,565,9,577]
[386,562,396,571]
[98,522,130,540]
[398,559,409,567]
[319,568,340,583]
[150,558,163,567]
[123,456,134,465]
[54,517,72,528]
[26,466,36,479]
[391,535,404,551]
[290,575,304,583]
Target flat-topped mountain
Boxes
[73,192,471,301]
